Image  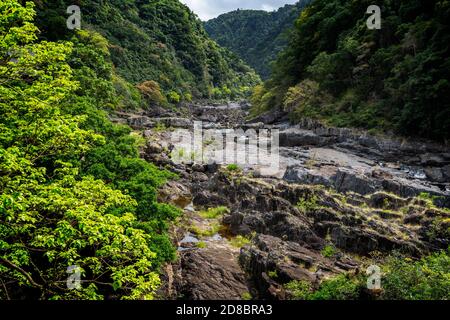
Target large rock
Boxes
[279,129,332,147]
[178,244,249,300]
[158,181,192,208]
[247,109,287,125]
[333,169,377,195]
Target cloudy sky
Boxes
[181,0,298,21]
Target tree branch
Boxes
[0,257,43,289]
[0,278,10,300]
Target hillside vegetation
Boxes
[34,0,260,101]
[0,0,185,300]
[205,1,311,79]
[252,0,450,141]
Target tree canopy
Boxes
[252,0,450,141]
[0,0,180,300]
[33,0,260,101]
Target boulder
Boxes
[247,109,287,125]
[424,167,445,183]
[179,244,249,300]
[158,181,192,209]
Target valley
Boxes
[1,0,449,301]
[116,101,450,300]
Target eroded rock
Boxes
[178,244,249,300]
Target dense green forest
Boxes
[252,0,450,141]
[0,0,186,299]
[205,1,311,79]
[33,0,260,101]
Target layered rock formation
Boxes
[114,102,449,300]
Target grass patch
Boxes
[241,292,252,300]
[229,235,252,248]
[284,280,312,300]
[196,241,207,249]
[226,164,241,172]
[199,206,229,219]
[321,245,337,258]
[190,222,222,238]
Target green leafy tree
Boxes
[0,0,178,300]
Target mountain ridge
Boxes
[204,1,311,79]
[33,0,260,100]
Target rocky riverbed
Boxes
[113,102,450,300]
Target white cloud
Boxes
[180,0,298,21]
[261,4,276,12]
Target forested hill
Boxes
[33,0,260,100]
[252,0,450,141]
[204,1,311,79]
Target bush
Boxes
[167,90,181,104]
[241,292,252,300]
[285,249,450,300]
[285,275,361,300]
[196,241,207,249]
[382,250,450,300]
[137,80,167,106]
[296,194,319,213]
[183,92,193,102]
[284,280,313,300]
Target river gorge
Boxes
[112,101,450,300]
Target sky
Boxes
[180,0,299,21]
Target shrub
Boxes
[241,292,252,300]
[296,194,319,213]
[285,249,450,300]
[183,92,193,102]
[285,274,361,300]
[137,80,167,106]
[196,241,207,249]
[167,90,181,104]
[284,280,312,300]
[226,164,241,172]
[381,250,450,300]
